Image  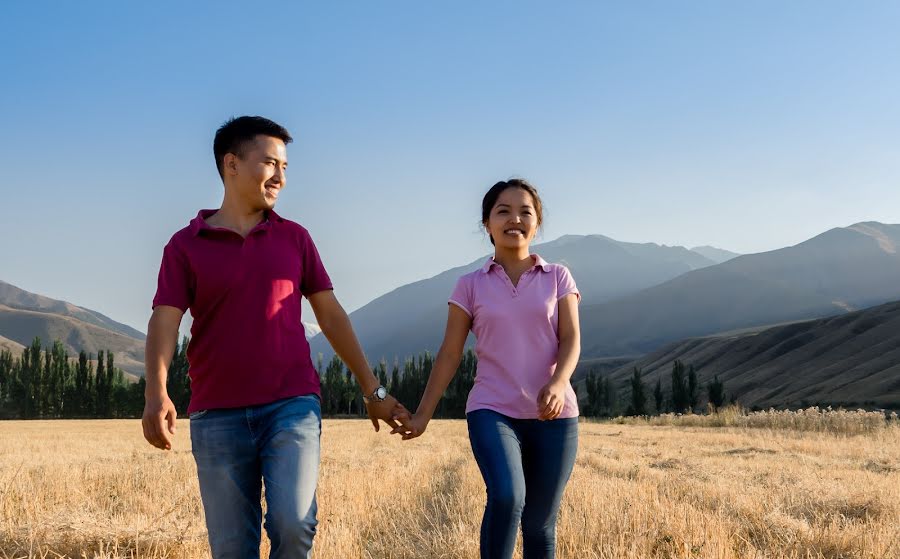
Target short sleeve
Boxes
[448,274,474,317]
[152,241,193,312]
[299,229,334,297]
[556,265,580,303]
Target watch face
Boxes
[376,386,387,400]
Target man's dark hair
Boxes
[213,116,293,179]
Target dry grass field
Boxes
[1,413,898,559]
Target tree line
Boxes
[583,360,732,417]
[317,349,477,418]
[318,354,732,419]
[0,337,143,419]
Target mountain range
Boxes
[310,222,900,367]
[578,222,900,357]
[580,299,900,410]
[309,234,730,361]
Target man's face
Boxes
[225,135,288,212]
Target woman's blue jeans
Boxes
[189,394,321,559]
[467,409,579,559]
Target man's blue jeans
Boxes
[189,394,321,559]
[467,409,579,559]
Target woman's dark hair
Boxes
[213,116,293,179]
[481,178,544,245]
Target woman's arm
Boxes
[308,289,407,432]
[538,293,581,419]
[393,304,472,439]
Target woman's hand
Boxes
[537,379,567,420]
[390,407,431,440]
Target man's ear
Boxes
[223,153,239,176]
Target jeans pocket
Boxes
[189,409,209,420]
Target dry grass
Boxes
[614,405,899,435]
[1,418,898,558]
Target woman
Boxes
[393,178,581,559]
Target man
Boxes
[142,115,408,558]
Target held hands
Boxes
[390,407,430,440]
[537,378,567,420]
[365,394,415,435]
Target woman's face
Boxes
[485,187,539,249]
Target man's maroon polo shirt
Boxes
[152,209,332,413]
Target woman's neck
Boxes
[493,247,534,275]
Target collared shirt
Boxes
[152,209,332,413]
[449,254,580,419]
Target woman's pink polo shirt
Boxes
[449,254,580,419]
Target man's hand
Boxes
[390,409,430,441]
[537,379,567,420]
[365,395,412,434]
[142,394,178,450]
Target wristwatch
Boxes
[363,385,388,404]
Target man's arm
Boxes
[142,305,183,450]
[307,290,406,432]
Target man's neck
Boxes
[206,200,267,238]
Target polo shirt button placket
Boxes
[503,275,517,297]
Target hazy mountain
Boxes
[0,334,25,355]
[690,245,740,263]
[579,222,900,358]
[0,281,147,376]
[0,304,145,377]
[584,299,900,410]
[0,280,144,340]
[309,234,720,361]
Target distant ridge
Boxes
[585,299,900,411]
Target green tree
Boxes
[18,338,43,418]
[584,369,597,416]
[670,360,689,413]
[707,376,726,411]
[603,375,617,416]
[95,350,107,416]
[653,376,664,414]
[322,354,345,415]
[626,367,647,416]
[0,349,12,402]
[687,365,699,413]
[389,363,400,397]
[166,336,191,414]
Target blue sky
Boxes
[1,1,899,333]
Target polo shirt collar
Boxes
[481,254,552,274]
[190,209,284,236]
